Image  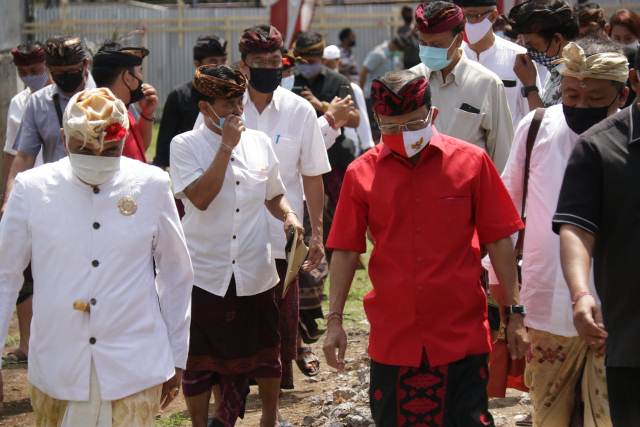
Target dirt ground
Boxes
[1,316,531,427]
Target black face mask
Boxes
[348,39,356,48]
[563,97,616,135]
[53,70,84,93]
[249,67,282,94]
[126,71,145,105]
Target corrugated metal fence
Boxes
[27,3,405,108]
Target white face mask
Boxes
[281,75,295,91]
[68,153,121,186]
[465,17,493,45]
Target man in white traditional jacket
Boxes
[0,87,193,427]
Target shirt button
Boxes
[417,286,424,292]
[232,235,237,239]
[92,260,100,268]
[93,222,100,230]
[231,158,235,162]
[232,260,236,264]
[90,298,97,306]
[92,186,100,194]
[415,198,421,203]
[416,257,423,262]
[236,181,240,185]
[89,337,96,345]
[236,208,240,213]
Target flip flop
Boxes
[515,413,533,426]
[2,349,28,367]
[295,347,320,377]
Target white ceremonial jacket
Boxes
[0,157,194,401]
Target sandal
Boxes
[295,347,320,377]
[2,349,28,367]
[515,413,533,426]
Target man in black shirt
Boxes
[553,46,640,426]
[153,35,227,169]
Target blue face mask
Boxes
[297,62,322,80]
[419,35,458,71]
[281,75,295,91]
[21,72,49,92]
[206,104,244,131]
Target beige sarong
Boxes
[31,362,162,427]
[525,328,612,427]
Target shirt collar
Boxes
[631,103,640,145]
[243,86,282,113]
[430,49,467,87]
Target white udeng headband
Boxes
[63,87,129,151]
[554,42,629,84]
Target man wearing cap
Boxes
[553,46,640,426]
[456,0,541,128]
[92,41,158,163]
[495,37,626,426]
[323,69,528,426]
[1,42,50,368]
[3,36,95,209]
[323,45,374,154]
[155,35,228,170]
[411,1,514,171]
[171,64,303,427]
[509,0,578,109]
[0,87,193,426]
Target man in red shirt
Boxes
[91,41,158,162]
[323,70,529,426]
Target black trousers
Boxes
[607,367,640,427]
[370,353,495,427]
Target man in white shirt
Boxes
[234,26,332,396]
[170,65,303,427]
[456,0,541,128]
[323,45,376,152]
[0,87,193,426]
[1,42,50,368]
[495,38,628,426]
[411,1,514,171]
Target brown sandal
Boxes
[295,347,320,377]
[2,349,28,368]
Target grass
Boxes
[156,412,191,427]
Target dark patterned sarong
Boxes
[370,353,495,427]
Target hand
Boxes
[303,234,324,272]
[323,321,348,371]
[283,211,304,241]
[514,54,538,87]
[160,368,183,410]
[138,83,159,117]
[506,314,529,360]
[327,95,354,128]
[221,115,245,149]
[301,88,324,113]
[573,295,608,355]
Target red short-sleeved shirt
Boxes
[327,129,523,368]
[122,112,147,163]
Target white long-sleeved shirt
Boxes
[0,157,193,401]
[497,104,599,336]
[411,51,514,172]
[345,82,375,155]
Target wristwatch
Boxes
[505,304,526,317]
[521,85,539,98]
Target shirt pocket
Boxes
[436,196,472,228]
[272,136,299,171]
[449,108,483,141]
[241,168,269,203]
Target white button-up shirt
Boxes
[498,105,598,336]
[411,51,514,172]
[170,124,286,296]
[4,87,44,165]
[0,157,193,401]
[192,89,332,259]
[344,82,375,155]
[463,36,542,129]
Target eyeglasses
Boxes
[463,9,494,23]
[378,116,431,135]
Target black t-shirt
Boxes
[153,81,201,168]
[294,66,356,170]
[553,103,640,367]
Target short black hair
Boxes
[509,0,579,42]
[297,31,324,49]
[338,28,354,42]
[91,41,133,88]
[194,64,240,103]
[422,1,466,35]
[193,34,227,62]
